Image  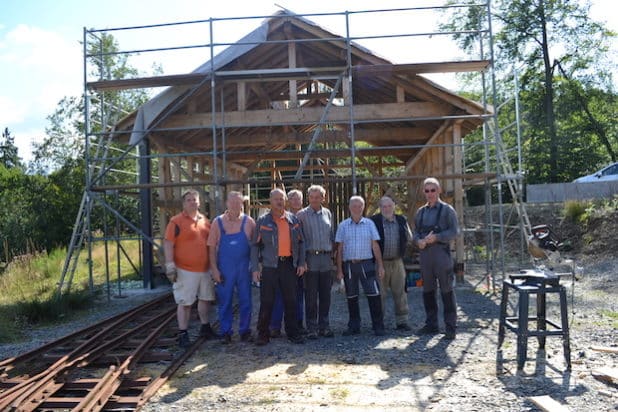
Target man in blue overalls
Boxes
[208,191,256,343]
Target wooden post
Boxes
[396,84,405,103]
[288,29,298,108]
[237,81,246,111]
[453,121,465,282]
[158,152,169,237]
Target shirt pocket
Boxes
[260,225,276,247]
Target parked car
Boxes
[573,162,618,183]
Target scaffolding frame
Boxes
[57,2,528,297]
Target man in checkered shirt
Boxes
[335,195,386,336]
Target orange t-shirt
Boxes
[165,211,210,272]
[274,213,292,257]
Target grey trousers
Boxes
[419,244,454,293]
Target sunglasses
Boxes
[424,188,437,193]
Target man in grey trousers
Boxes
[413,177,459,340]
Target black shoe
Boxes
[342,327,360,336]
[288,335,305,344]
[319,328,334,338]
[417,325,439,335]
[255,335,270,346]
[298,326,308,335]
[444,330,456,340]
[199,323,217,340]
[396,323,412,331]
[221,334,232,344]
[178,331,190,348]
[270,329,282,338]
[240,332,254,342]
[374,328,386,336]
[306,331,318,340]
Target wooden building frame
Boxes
[59,4,519,294]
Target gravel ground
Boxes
[141,258,617,412]
[2,259,616,411]
[0,285,169,361]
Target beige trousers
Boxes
[380,258,409,325]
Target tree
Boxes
[441,0,616,183]
[0,128,22,170]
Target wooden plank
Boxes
[183,127,431,148]
[354,60,491,75]
[87,73,207,91]
[163,102,450,129]
[591,346,618,354]
[591,367,618,385]
[224,147,416,162]
[527,395,571,412]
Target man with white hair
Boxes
[208,191,256,344]
[297,185,335,339]
[370,195,413,331]
[335,195,386,336]
[251,188,307,345]
[413,177,460,340]
[270,188,306,337]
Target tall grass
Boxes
[0,240,142,343]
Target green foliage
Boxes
[0,240,141,342]
[563,200,590,223]
[0,128,22,170]
[441,0,617,184]
[0,161,85,260]
[563,196,618,226]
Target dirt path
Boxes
[142,259,618,412]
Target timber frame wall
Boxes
[58,3,524,295]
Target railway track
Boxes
[0,292,206,411]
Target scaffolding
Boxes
[57,3,528,297]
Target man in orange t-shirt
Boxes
[164,189,216,348]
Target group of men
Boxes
[164,177,459,348]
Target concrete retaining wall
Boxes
[527,181,618,203]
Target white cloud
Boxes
[0,95,27,124]
[0,24,83,161]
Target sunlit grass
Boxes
[0,240,142,342]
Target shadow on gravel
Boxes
[150,272,587,409]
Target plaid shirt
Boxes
[335,217,380,261]
[382,217,400,259]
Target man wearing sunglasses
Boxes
[413,177,460,340]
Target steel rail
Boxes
[0,293,172,373]
[6,307,176,410]
[73,312,176,411]
[0,293,230,411]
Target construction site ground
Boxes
[137,255,617,412]
[1,204,617,411]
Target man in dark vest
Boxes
[370,196,413,331]
[413,177,459,340]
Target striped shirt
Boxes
[297,206,334,252]
[335,217,380,261]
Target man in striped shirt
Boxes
[297,185,335,339]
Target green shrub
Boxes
[563,200,589,223]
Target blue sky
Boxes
[1,0,616,163]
